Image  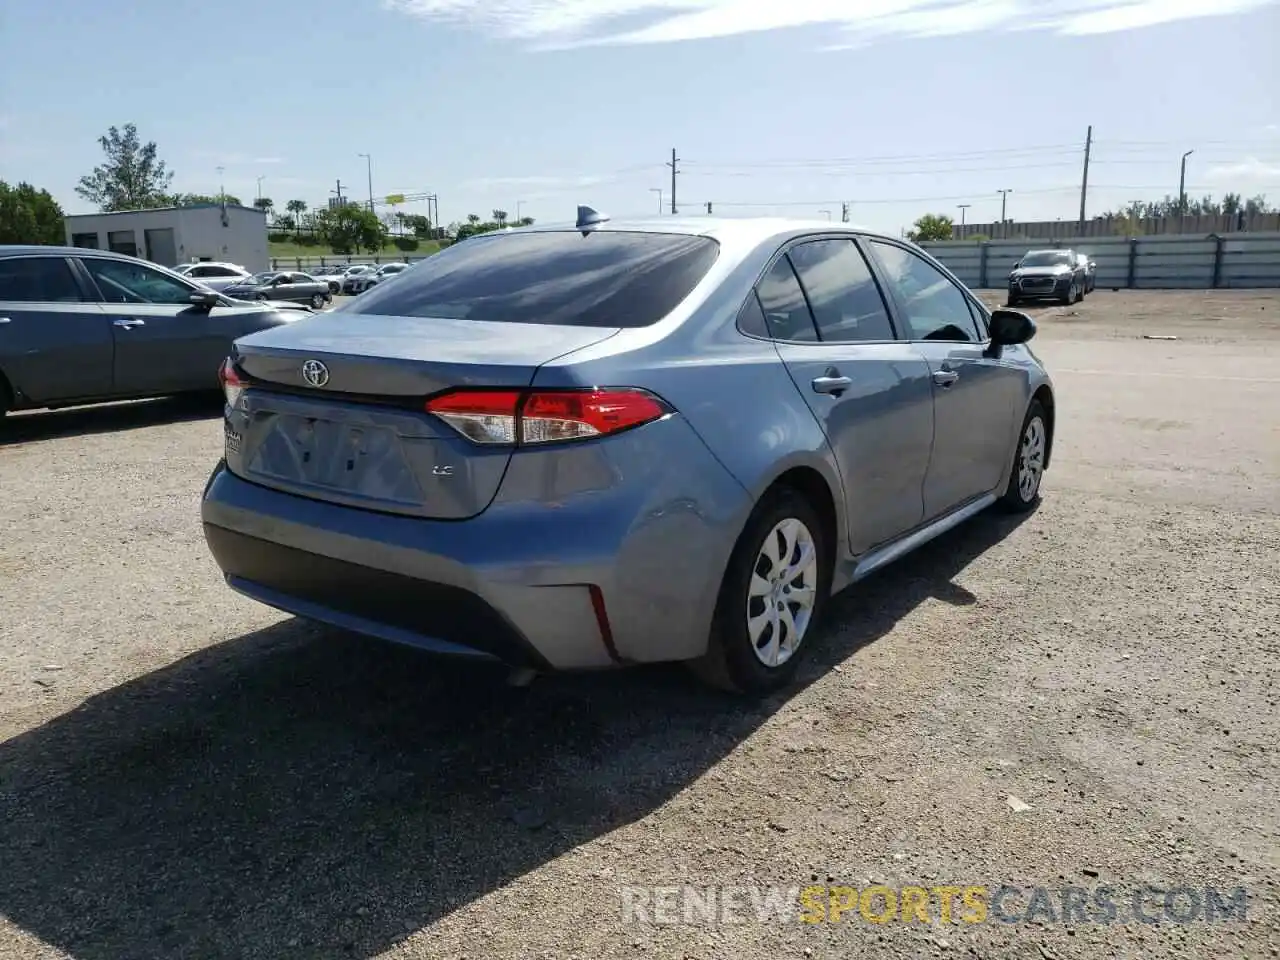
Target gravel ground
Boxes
[1,290,1277,960]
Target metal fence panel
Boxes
[920,233,1280,290]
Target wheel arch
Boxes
[743,455,846,574]
[1031,384,1055,469]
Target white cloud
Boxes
[383,0,1280,47]
[1205,157,1280,183]
[461,173,614,190]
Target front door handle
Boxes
[113,318,146,329]
[932,369,959,388]
[0,317,11,324]
[812,372,853,396]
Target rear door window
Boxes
[787,239,896,342]
[0,257,84,302]
[345,230,720,327]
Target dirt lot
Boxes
[1,291,1277,960]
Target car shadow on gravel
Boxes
[0,509,1032,960]
[0,394,223,447]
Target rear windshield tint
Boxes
[342,230,720,327]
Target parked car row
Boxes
[1007,248,1096,306]
[0,246,306,417]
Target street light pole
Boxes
[957,203,971,235]
[1179,149,1195,230]
[256,176,266,202]
[819,209,832,220]
[358,153,374,212]
[516,200,524,222]
[650,188,663,214]
[997,189,1013,238]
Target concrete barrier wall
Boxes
[919,233,1280,289]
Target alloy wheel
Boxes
[746,518,819,668]
[1018,416,1046,501]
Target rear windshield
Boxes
[340,230,720,327]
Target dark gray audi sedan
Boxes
[202,211,1055,694]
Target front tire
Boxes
[310,293,326,309]
[691,489,831,696]
[998,401,1048,513]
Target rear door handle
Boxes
[113,318,146,328]
[0,317,10,324]
[812,374,853,396]
[932,370,959,388]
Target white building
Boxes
[64,203,269,272]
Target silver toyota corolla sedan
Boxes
[202,209,1055,695]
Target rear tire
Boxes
[1007,295,1020,307]
[310,293,326,309]
[690,489,831,696]
[998,400,1048,513]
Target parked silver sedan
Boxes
[223,271,332,309]
[204,211,1055,695]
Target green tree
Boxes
[253,197,274,215]
[492,209,508,226]
[907,213,955,242]
[327,204,386,254]
[75,123,174,211]
[0,181,66,245]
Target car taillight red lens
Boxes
[425,388,671,445]
[219,357,247,408]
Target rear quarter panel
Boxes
[531,230,850,564]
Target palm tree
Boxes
[285,199,307,241]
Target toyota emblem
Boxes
[301,359,330,387]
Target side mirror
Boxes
[989,308,1036,346]
[189,290,221,309]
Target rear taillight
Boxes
[425,388,671,445]
[219,357,247,408]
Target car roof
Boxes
[512,215,882,245]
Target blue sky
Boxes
[1,0,1278,234]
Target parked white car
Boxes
[365,262,413,289]
[340,264,380,295]
[172,261,251,292]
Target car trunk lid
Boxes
[224,312,619,519]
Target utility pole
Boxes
[1078,124,1092,234]
[667,148,679,215]
[332,179,345,208]
[650,188,663,214]
[358,154,374,212]
[516,200,524,222]
[841,201,850,223]
[1179,149,1194,231]
[216,166,226,205]
[998,189,1013,238]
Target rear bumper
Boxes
[205,522,550,667]
[200,415,752,670]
